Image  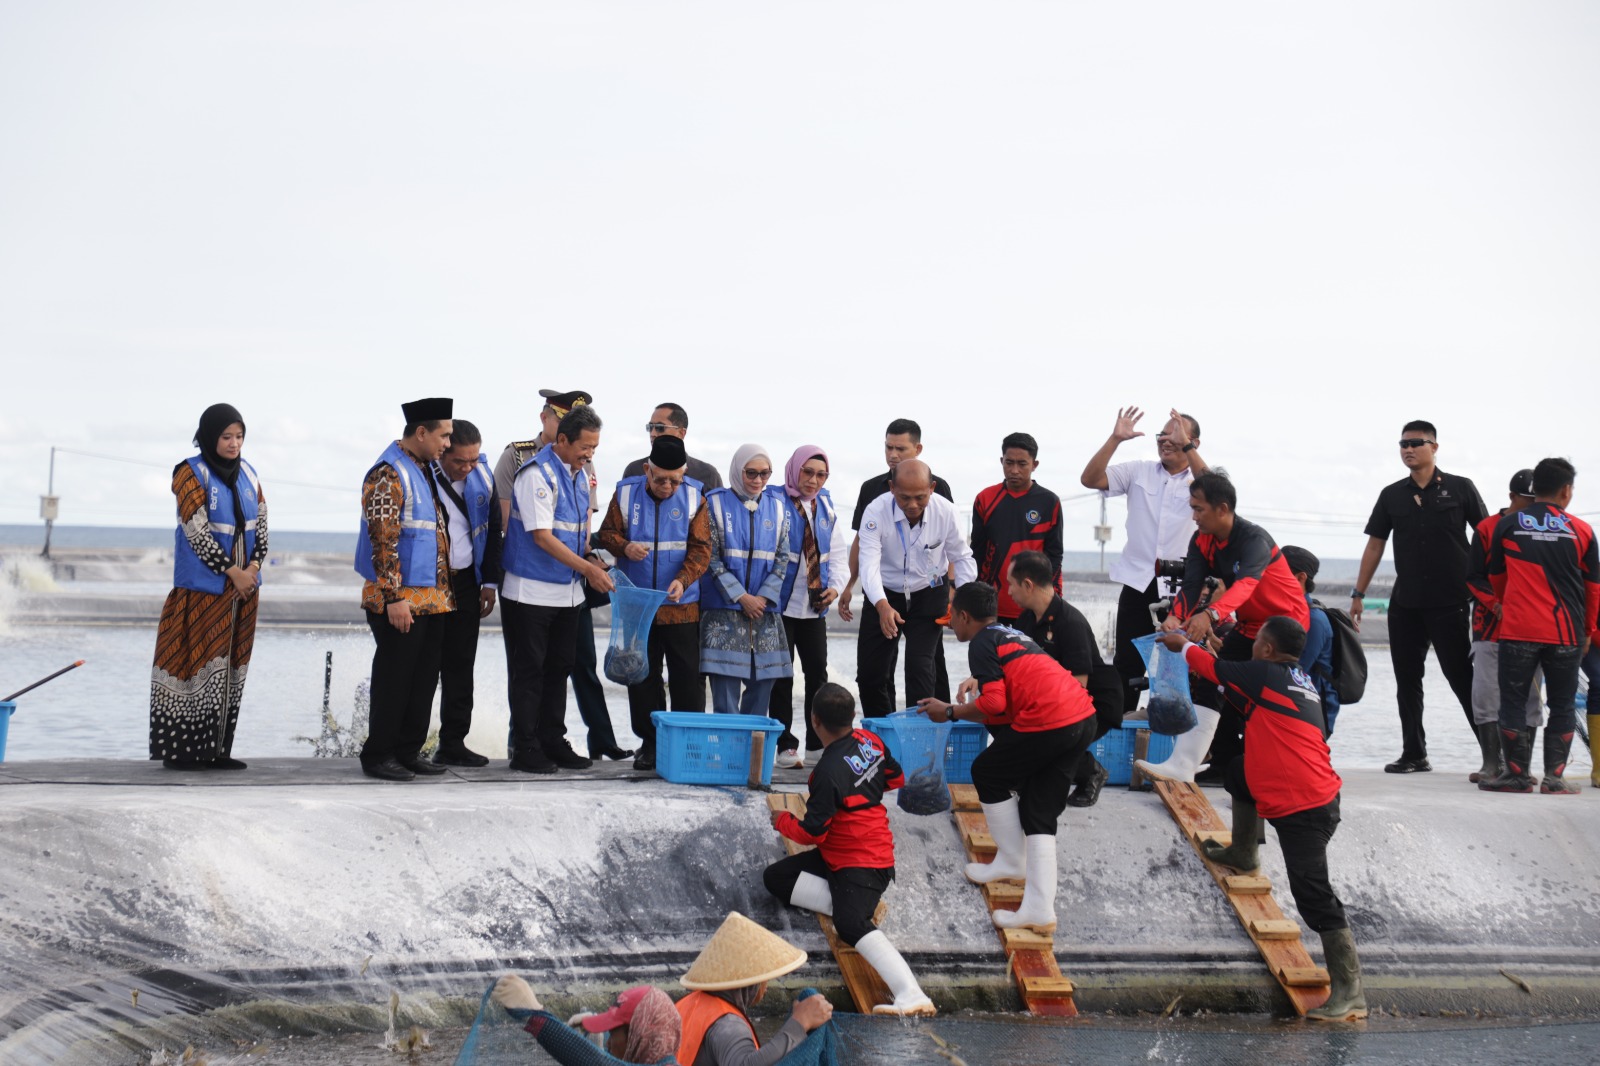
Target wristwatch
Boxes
[1204,606,1221,624]
[1181,442,1197,453]
[1351,589,1366,600]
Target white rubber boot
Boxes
[993,835,1057,934]
[856,930,937,1017]
[965,798,1027,884]
[789,871,833,916]
[1135,705,1221,783]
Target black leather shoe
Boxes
[549,745,593,770]
[162,758,208,771]
[633,748,656,772]
[402,756,449,776]
[1384,757,1432,774]
[589,744,636,761]
[433,745,490,768]
[509,754,558,774]
[1066,761,1110,808]
[208,757,248,770]
[362,758,417,782]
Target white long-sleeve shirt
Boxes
[782,496,852,620]
[858,493,977,605]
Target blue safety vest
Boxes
[174,456,261,595]
[701,486,786,612]
[777,489,837,614]
[502,443,591,584]
[613,474,704,605]
[434,455,496,583]
[355,441,442,587]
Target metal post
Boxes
[40,446,58,558]
[1094,497,1112,572]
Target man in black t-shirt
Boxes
[1008,551,1123,807]
[1350,420,1487,774]
[840,418,956,708]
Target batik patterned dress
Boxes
[149,463,268,761]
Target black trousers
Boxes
[501,598,582,759]
[763,849,893,946]
[972,717,1096,835]
[438,570,482,749]
[362,609,445,766]
[857,586,947,716]
[1223,756,1346,933]
[1113,579,1162,705]
[627,619,705,751]
[1200,629,1255,771]
[565,605,621,753]
[769,615,829,752]
[1073,665,1126,785]
[1388,602,1475,760]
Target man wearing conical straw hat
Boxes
[676,912,832,1065]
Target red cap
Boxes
[579,986,652,1033]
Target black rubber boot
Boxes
[1468,722,1500,784]
[1201,797,1260,872]
[1305,926,1369,1021]
[1479,728,1535,793]
[1540,728,1582,795]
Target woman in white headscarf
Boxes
[699,444,792,714]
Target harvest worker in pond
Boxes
[1156,616,1368,1022]
[918,582,1098,936]
[764,683,935,1016]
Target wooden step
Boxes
[1224,875,1271,895]
[948,783,981,811]
[1249,919,1301,941]
[982,882,1024,903]
[1193,829,1231,848]
[1278,966,1331,987]
[1021,975,1076,997]
[1000,927,1055,950]
[963,827,997,854]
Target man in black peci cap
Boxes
[355,397,456,782]
[492,388,631,762]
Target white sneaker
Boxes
[776,749,805,769]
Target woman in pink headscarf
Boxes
[766,446,850,767]
[492,977,683,1064]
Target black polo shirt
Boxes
[851,469,955,530]
[1364,469,1487,610]
[1015,595,1099,677]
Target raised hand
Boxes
[1112,406,1146,441]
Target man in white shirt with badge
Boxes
[856,459,978,716]
[1080,407,1212,709]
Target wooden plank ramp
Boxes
[948,784,1079,1017]
[764,793,895,1014]
[1152,780,1331,1016]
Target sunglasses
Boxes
[799,466,829,480]
[1397,438,1435,449]
[744,468,773,480]
[645,423,673,434]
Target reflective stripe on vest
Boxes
[174,456,261,595]
[614,474,703,603]
[778,488,837,613]
[502,443,590,584]
[701,486,785,612]
[354,442,442,587]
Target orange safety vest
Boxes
[675,991,757,1066]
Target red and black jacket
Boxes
[1171,516,1309,638]
[971,482,1063,619]
[1467,510,1507,642]
[968,623,1097,732]
[775,728,903,871]
[1486,503,1600,647]
[1184,646,1340,819]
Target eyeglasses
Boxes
[1397,438,1436,449]
[799,466,829,480]
[744,468,773,481]
[645,423,673,435]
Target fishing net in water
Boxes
[604,570,669,685]
[883,709,952,816]
[1133,633,1197,736]
[455,987,842,1066]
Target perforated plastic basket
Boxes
[1092,718,1177,785]
[864,715,990,784]
[651,711,785,786]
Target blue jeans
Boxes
[710,674,777,716]
[1583,646,1600,710]
[1498,641,1581,737]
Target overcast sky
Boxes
[2,1,1596,559]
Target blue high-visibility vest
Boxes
[701,486,786,612]
[613,474,704,604]
[174,456,261,595]
[777,488,837,614]
[435,455,496,583]
[502,443,591,584]
[355,441,441,588]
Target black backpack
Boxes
[1310,600,1366,705]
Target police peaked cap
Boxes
[539,388,593,410]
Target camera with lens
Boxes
[1155,558,1187,580]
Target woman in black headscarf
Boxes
[149,403,268,770]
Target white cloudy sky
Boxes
[1,1,1596,558]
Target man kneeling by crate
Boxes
[1157,616,1368,1022]
[764,683,936,1017]
[919,581,1098,936]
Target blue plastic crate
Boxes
[863,714,990,785]
[1092,718,1178,786]
[651,711,785,786]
